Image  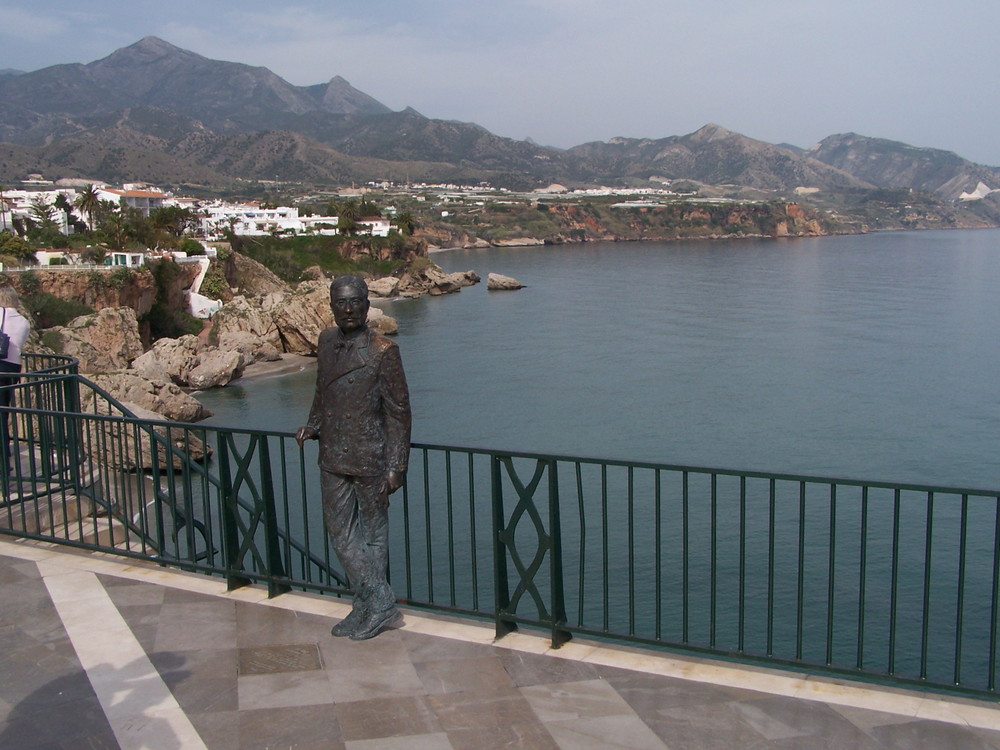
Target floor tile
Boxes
[429,688,544,732]
[327,660,427,703]
[318,629,414,670]
[402,630,500,662]
[238,704,343,749]
[334,695,442,741]
[238,670,335,710]
[544,713,668,750]
[154,600,237,646]
[414,654,516,695]
[346,732,451,750]
[731,695,869,742]
[497,648,601,687]
[100,579,167,607]
[446,722,560,750]
[868,718,1000,750]
[520,678,635,723]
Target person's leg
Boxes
[320,471,372,635]
[0,363,21,482]
[348,476,401,640]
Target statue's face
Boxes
[331,285,370,333]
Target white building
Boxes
[198,202,402,238]
[357,218,392,237]
[97,187,167,217]
[0,188,75,235]
[200,203,320,238]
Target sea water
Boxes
[199,228,1000,490]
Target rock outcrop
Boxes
[130,334,245,389]
[368,277,400,298]
[11,267,158,318]
[261,280,399,354]
[215,330,282,368]
[263,281,332,355]
[487,273,524,290]
[209,295,283,352]
[42,307,145,373]
[130,335,202,385]
[87,372,211,423]
[367,306,398,335]
[222,251,291,296]
[84,401,211,471]
[397,267,480,297]
[187,348,244,390]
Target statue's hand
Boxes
[295,426,318,448]
[386,470,405,495]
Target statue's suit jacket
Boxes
[306,326,411,478]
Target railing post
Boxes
[492,454,516,638]
[62,374,85,500]
[256,437,291,598]
[491,454,570,647]
[217,435,251,590]
[548,459,571,648]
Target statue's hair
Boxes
[330,275,369,298]
[0,286,20,308]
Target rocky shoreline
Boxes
[30,257,487,424]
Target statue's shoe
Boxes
[331,604,368,637]
[348,607,403,641]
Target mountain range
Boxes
[1,36,998,204]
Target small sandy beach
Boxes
[231,353,316,383]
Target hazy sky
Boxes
[3,1,998,165]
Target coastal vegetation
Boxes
[228,232,416,284]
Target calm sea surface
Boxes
[198,228,1000,490]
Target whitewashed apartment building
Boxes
[200,202,393,239]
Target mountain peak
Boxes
[92,36,205,69]
[688,123,738,143]
[315,75,392,115]
[132,36,182,52]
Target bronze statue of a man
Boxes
[296,276,411,640]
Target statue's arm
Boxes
[297,334,327,447]
[381,345,411,493]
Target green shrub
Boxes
[144,257,204,340]
[26,293,94,329]
[19,270,40,296]
[144,304,203,339]
[180,237,205,255]
[108,266,134,290]
[40,329,66,354]
[199,265,229,299]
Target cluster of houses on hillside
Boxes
[0,181,395,244]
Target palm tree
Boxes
[394,211,418,236]
[337,199,361,222]
[97,201,128,252]
[74,184,101,231]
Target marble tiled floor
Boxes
[2,537,1000,749]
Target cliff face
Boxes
[417,200,832,249]
[13,267,158,316]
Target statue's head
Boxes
[330,275,370,334]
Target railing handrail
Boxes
[410,441,1000,500]
[5,352,1000,700]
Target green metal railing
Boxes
[2,354,999,700]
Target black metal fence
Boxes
[3,354,999,699]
